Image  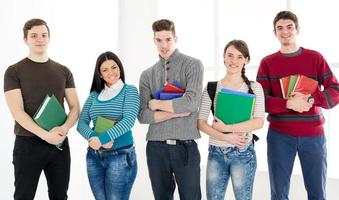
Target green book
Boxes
[94,116,116,134]
[33,94,67,149]
[287,75,299,97]
[216,89,255,125]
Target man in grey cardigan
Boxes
[138,19,204,200]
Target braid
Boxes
[241,67,254,94]
[224,40,254,94]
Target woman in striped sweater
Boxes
[77,51,140,200]
[198,40,265,200]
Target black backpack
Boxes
[206,81,259,142]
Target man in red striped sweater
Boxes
[257,11,339,200]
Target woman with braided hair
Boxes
[198,39,265,200]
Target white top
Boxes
[98,79,124,101]
[198,80,265,147]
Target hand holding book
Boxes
[286,92,312,113]
[223,132,250,148]
[41,127,66,149]
[33,94,67,150]
[212,117,232,133]
[88,137,101,150]
[93,116,116,149]
[279,74,318,98]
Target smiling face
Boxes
[224,45,249,75]
[99,59,121,87]
[24,25,49,55]
[274,19,299,47]
[154,30,177,60]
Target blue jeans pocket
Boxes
[237,144,255,161]
[125,149,136,168]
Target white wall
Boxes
[0,0,121,199]
[1,0,338,199]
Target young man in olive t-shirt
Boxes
[3,18,80,200]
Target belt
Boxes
[89,144,133,152]
[156,139,194,145]
[152,140,195,166]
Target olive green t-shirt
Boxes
[4,58,75,136]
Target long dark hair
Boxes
[90,51,125,93]
[224,40,254,94]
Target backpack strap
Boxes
[207,81,218,115]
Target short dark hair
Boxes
[90,51,126,93]
[23,18,50,39]
[273,11,299,31]
[152,19,176,36]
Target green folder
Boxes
[33,94,67,149]
[34,95,67,131]
[94,116,116,134]
[215,89,255,125]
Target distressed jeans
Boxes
[86,146,137,200]
[206,143,256,200]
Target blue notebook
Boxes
[221,88,256,98]
[159,92,184,100]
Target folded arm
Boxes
[198,119,249,148]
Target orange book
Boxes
[293,75,318,95]
[279,76,290,98]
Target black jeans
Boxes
[146,140,201,200]
[12,136,71,200]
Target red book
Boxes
[163,83,184,93]
[279,76,290,98]
[293,75,318,95]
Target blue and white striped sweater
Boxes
[77,84,140,148]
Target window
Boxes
[157,0,339,178]
[157,0,215,67]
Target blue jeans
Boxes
[206,143,256,200]
[86,145,137,200]
[267,128,327,200]
[146,140,201,200]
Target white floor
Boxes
[129,168,339,200]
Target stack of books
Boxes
[152,81,185,100]
[279,74,318,98]
[215,88,256,125]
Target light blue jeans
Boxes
[86,145,137,200]
[206,143,256,200]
